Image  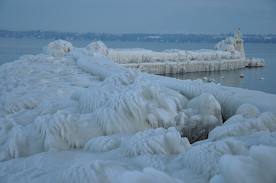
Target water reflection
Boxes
[164,69,245,87]
[163,66,271,93]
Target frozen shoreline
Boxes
[0,40,275,183]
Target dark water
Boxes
[0,38,275,94]
[167,43,276,94]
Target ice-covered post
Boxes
[234,28,245,58]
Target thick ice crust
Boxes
[0,40,275,183]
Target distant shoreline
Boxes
[0,30,276,43]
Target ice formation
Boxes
[0,40,276,183]
[102,33,264,74]
[44,39,73,57]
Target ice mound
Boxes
[72,72,188,134]
[186,93,222,125]
[85,127,190,156]
[84,135,121,153]
[0,111,101,161]
[178,93,223,142]
[208,112,276,141]
[235,103,260,118]
[172,139,248,180]
[120,128,190,157]
[62,162,182,183]
[211,145,276,183]
[86,41,109,56]
[44,39,73,57]
[1,40,276,183]
[118,168,183,183]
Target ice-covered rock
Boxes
[44,39,73,57]
[236,103,260,118]
[86,41,109,56]
[177,93,223,142]
[211,145,276,183]
[120,127,190,157]
[208,112,276,141]
[85,127,191,156]
[187,93,222,125]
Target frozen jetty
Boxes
[98,31,264,74]
[0,40,275,183]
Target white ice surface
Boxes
[0,40,276,183]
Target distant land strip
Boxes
[0,30,275,43]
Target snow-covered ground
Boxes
[0,40,275,183]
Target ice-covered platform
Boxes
[0,40,275,183]
[97,31,264,74]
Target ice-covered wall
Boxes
[0,40,275,183]
[123,59,247,75]
[108,48,242,64]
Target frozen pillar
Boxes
[234,28,245,58]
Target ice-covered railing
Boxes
[0,40,275,183]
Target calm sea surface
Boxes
[0,37,275,94]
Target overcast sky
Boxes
[0,0,275,34]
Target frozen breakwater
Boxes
[0,40,275,183]
[120,57,264,75]
[121,59,247,75]
[103,34,264,74]
[83,32,265,75]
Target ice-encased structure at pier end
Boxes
[0,40,275,183]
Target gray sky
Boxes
[0,0,275,34]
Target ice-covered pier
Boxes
[94,31,265,74]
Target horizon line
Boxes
[1,29,276,36]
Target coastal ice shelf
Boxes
[96,31,264,74]
[0,39,276,183]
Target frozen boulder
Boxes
[187,93,223,125]
[211,145,276,183]
[174,93,223,142]
[119,127,191,157]
[85,127,191,157]
[84,135,121,153]
[236,103,260,118]
[86,41,109,56]
[208,112,276,141]
[44,40,73,57]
